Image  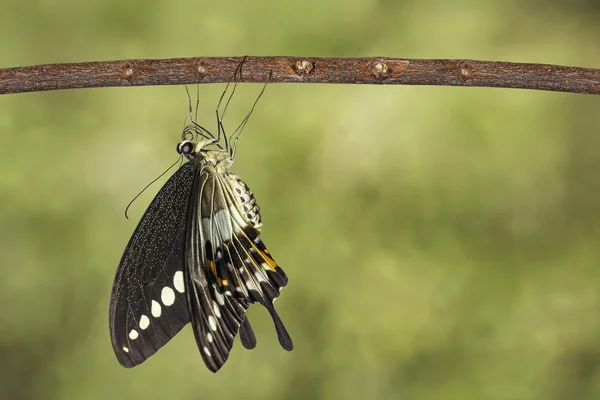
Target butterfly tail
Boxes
[239,316,257,349]
[265,304,293,351]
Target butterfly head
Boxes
[176,140,196,159]
[177,138,232,169]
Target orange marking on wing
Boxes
[218,278,229,286]
[259,248,278,270]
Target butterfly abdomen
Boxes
[227,172,262,232]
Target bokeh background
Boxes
[1,1,600,399]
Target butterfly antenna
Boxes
[220,118,229,154]
[194,83,200,123]
[182,86,220,144]
[185,121,224,151]
[182,115,188,132]
[189,121,216,140]
[185,85,194,123]
[215,77,231,142]
[230,71,270,158]
[222,56,246,122]
[215,57,247,145]
[216,58,244,120]
[124,157,182,219]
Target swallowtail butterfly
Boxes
[108,61,292,372]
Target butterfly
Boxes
[108,60,293,373]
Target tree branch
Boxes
[1,56,598,95]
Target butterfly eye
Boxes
[177,141,195,155]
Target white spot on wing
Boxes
[255,271,267,282]
[122,346,129,353]
[213,287,225,305]
[208,315,217,331]
[229,206,248,232]
[173,271,185,293]
[246,279,259,292]
[139,315,150,330]
[129,329,139,340]
[151,300,162,318]
[213,301,221,318]
[203,346,211,356]
[207,333,213,343]
[202,209,234,243]
[161,287,175,306]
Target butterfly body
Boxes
[109,132,292,373]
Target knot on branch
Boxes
[372,62,390,78]
[294,60,314,76]
[122,62,136,82]
[457,61,472,81]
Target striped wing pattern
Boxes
[185,166,292,372]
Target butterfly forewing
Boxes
[109,162,197,367]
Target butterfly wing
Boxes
[185,168,292,372]
[184,169,255,372]
[226,206,293,351]
[218,172,292,350]
[109,162,197,368]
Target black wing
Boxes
[109,162,197,368]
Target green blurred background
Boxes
[1,0,600,399]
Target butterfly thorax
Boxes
[178,139,262,232]
[198,149,233,173]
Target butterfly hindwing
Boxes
[212,171,293,349]
[109,162,197,368]
[184,166,293,372]
[184,169,254,372]
[239,316,257,350]
[228,219,293,351]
